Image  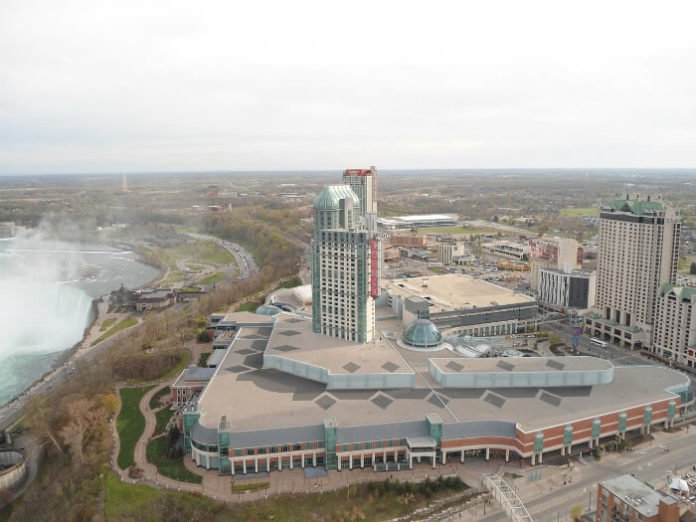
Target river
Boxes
[0,236,160,405]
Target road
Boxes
[477,426,696,521]
[186,232,258,279]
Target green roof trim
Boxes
[606,199,665,216]
[661,284,696,300]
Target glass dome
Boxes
[402,319,443,348]
[256,304,282,316]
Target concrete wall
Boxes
[0,450,27,490]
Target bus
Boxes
[590,338,608,348]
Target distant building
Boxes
[437,243,466,265]
[342,167,377,218]
[0,222,15,238]
[390,235,427,248]
[482,240,530,260]
[596,474,678,522]
[653,285,696,364]
[585,194,681,349]
[378,214,457,230]
[538,268,596,310]
[134,289,176,312]
[529,237,581,291]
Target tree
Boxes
[570,504,584,521]
[59,398,106,466]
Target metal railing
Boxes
[482,472,534,522]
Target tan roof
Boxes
[384,274,535,312]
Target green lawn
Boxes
[237,301,262,312]
[161,350,191,380]
[148,386,171,410]
[104,472,471,521]
[198,352,210,367]
[116,385,154,469]
[100,318,117,331]
[420,226,497,235]
[154,407,173,435]
[145,437,203,484]
[679,255,696,274]
[92,316,138,346]
[198,272,225,285]
[104,473,213,520]
[559,207,599,217]
[275,275,303,290]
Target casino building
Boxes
[181,177,694,476]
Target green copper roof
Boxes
[314,185,360,210]
[607,199,665,216]
[661,284,696,300]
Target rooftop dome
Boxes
[256,304,282,316]
[314,185,360,210]
[402,319,443,349]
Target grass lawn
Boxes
[198,352,210,367]
[160,350,191,381]
[679,255,696,274]
[104,473,213,520]
[146,437,203,484]
[100,317,117,331]
[154,407,173,435]
[559,207,599,217]
[117,385,155,469]
[104,472,471,521]
[148,386,171,410]
[198,272,225,285]
[237,301,262,312]
[275,275,303,290]
[92,316,138,346]
[420,226,497,235]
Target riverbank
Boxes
[0,239,165,425]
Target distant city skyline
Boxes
[2,0,696,175]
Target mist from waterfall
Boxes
[0,230,160,405]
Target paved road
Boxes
[476,427,696,521]
[186,232,258,279]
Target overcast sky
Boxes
[1,0,696,174]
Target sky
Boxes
[1,0,696,174]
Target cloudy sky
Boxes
[1,0,696,174]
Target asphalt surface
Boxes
[479,427,696,521]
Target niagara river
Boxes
[0,235,160,405]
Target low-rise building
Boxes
[171,365,216,406]
[383,274,538,337]
[538,268,596,310]
[482,240,530,260]
[378,214,457,230]
[596,474,678,522]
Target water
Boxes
[0,236,160,404]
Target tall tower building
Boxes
[311,185,375,343]
[342,166,378,219]
[585,194,680,349]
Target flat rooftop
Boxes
[265,313,411,376]
[429,356,613,375]
[384,274,535,311]
[600,474,671,517]
[197,314,688,435]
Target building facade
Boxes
[311,185,375,343]
[342,167,377,218]
[596,474,678,522]
[653,285,696,364]
[529,237,581,291]
[538,268,596,309]
[585,194,681,349]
